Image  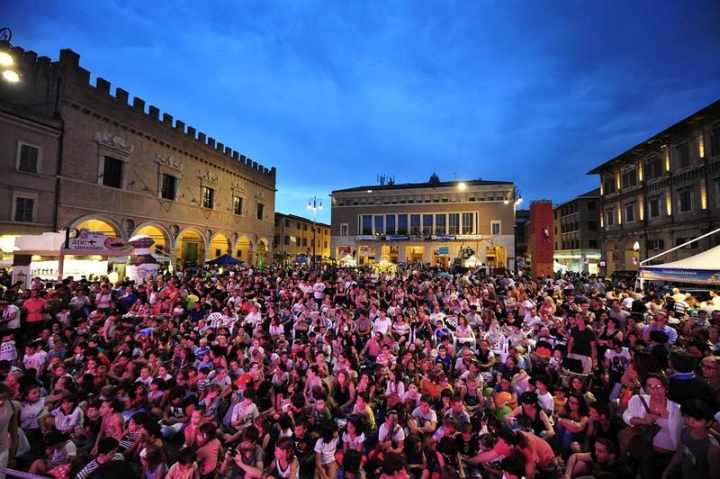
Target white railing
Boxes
[640,226,720,265]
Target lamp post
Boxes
[0,28,20,84]
[307,196,323,268]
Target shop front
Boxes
[0,230,132,287]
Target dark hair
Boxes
[681,399,714,421]
[199,422,216,438]
[593,437,617,456]
[670,350,697,373]
[500,450,526,477]
[644,373,668,390]
[176,447,196,465]
[381,452,407,476]
[320,420,337,442]
[275,437,296,461]
[98,437,119,454]
[519,391,538,405]
[496,424,527,448]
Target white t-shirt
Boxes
[314,437,338,464]
[24,350,48,374]
[378,422,406,444]
[373,316,392,336]
[341,431,366,451]
[2,305,20,329]
[313,282,326,300]
[231,401,259,428]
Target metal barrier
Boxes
[0,468,48,479]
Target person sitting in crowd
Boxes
[1,264,720,479]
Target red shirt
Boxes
[23,297,46,323]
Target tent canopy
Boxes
[206,254,242,266]
[640,244,720,285]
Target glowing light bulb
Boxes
[2,70,19,83]
[0,51,13,67]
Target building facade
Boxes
[0,104,61,236]
[553,188,601,274]
[514,209,530,270]
[588,99,720,274]
[0,43,276,269]
[274,213,331,263]
[331,176,517,269]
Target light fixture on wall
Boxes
[0,28,20,84]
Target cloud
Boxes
[4,0,720,208]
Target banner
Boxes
[66,231,128,253]
[640,267,720,285]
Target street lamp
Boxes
[0,28,20,84]
[457,182,467,191]
[307,196,323,268]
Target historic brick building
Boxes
[274,213,331,264]
[330,175,518,269]
[0,42,276,267]
[588,99,720,274]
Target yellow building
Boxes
[274,213,331,264]
[588,98,720,274]
[331,175,517,269]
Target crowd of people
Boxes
[0,264,719,479]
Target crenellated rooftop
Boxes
[1,42,275,181]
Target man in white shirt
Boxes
[377,410,406,451]
[0,300,20,331]
[373,311,392,336]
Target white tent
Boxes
[640,244,720,285]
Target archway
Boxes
[132,223,170,253]
[209,233,231,258]
[73,217,121,238]
[234,235,253,263]
[175,228,206,266]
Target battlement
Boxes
[47,46,276,179]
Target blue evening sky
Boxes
[5,1,720,223]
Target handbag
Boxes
[618,392,662,459]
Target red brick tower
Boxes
[529,200,554,278]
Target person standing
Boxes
[22,289,47,340]
[566,313,597,374]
